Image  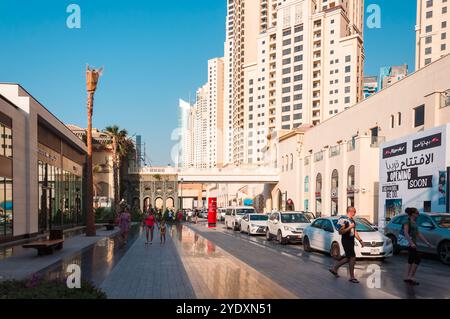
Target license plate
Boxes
[370,249,380,255]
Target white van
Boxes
[224,206,256,231]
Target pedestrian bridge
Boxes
[128,166,279,184]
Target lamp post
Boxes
[85,65,103,237]
[180,178,184,211]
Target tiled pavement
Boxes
[100,223,298,299]
[100,225,196,299]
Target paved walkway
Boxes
[0,229,120,281]
[100,225,196,299]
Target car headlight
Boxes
[251,224,258,228]
[284,226,295,231]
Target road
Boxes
[187,219,450,299]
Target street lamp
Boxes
[85,65,103,237]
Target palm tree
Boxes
[103,126,130,214]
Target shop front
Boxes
[0,111,13,239]
[37,124,84,233]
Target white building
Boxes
[266,54,450,223]
[415,0,449,69]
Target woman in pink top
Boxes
[119,208,131,245]
[144,213,156,245]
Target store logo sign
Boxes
[382,142,407,159]
[413,133,442,152]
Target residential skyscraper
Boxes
[415,0,449,69]
[363,76,378,98]
[229,0,365,165]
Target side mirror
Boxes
[373,226,379,231]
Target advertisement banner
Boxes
[379,125,448,227]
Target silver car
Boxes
[384,212,450,265]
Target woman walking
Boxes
[144,212,156,245]
[119,207,131,246]
[403,207,433,285]
[160,220,167,245]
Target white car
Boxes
[302,216,393,259]
[217,208,227,222]
[266,212,311,244]
[225,206,256,231]
[240,213,269,235]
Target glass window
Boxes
[280,213,309,223]
[250,214,268,221]
[414,105,425,127]
[304,176,309,192]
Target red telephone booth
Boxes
[207,197,217,228]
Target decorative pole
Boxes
[86,65,103,236]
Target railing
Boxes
[329,145,341,157]
[441,89,450,108]
[370,136,386,148]
[314,151,323,162]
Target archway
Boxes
[331,169,339,216]
[165,197,174,210]
[277,190,283,211]
[143,197,151,211]
[155,197,164,210]
[132,197,140,212]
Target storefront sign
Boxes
[38,143,61,166]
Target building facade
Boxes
[267,54,450,223]
[0,84,87,243]
[363,75,378,98]
[415,0,449,69]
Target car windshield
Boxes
[236,209,255,215]
[304,212,316,221]
[280,213,309,223]
[332,219,376,232]
[432,215,450,228]
[250,215,268,221]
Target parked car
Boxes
[225,206,256,231]
[240,213,269,235]
[199,209,208,219]
[384,212,450,264]
[303,212,316,223]
[266,212,311,244]
[303,216,393,259]
[217,208,227,222]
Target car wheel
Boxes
[266,229,272,241]
[438,241,450,265]
[247,226,251,235]
[277,230,286,245]
[387,234,400,255]
[330,242,341,260]
[303,236,312,252]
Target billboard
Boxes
[378,125,449,227]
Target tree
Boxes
[103,125,131,214]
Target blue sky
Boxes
[0,0,416,165]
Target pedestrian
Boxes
[144,212,156,245]
[119,207,131,246]
[402,207,433,285]
[160,220,167,245]
[195,209,199,224]
[177,210,183,223]
[329,206,365,283]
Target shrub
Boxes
[0,278,107,299]
[95,207,114,223]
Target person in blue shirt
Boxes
[329,206,365,283]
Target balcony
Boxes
[329,145,341,157]
[370,136,386,148]
[314,151,324,162]
[441,89,450,108]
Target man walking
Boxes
[329,206,365,283]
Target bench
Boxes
[105,224,116,231]
[22,239,64,256]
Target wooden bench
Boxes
[22,239,64,256]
